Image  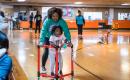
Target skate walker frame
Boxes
[37,45,74,80]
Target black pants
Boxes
[77,24,83,35]
[30,21,33,29]
[35,21,41,33]
[42,37,49,67]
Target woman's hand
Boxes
[38,42,44,47]
[67,42,73,48]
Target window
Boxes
[83,12,102,20]
[118,13,130,20]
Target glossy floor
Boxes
[8,30,130,80]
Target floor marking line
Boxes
[74,61,104,80]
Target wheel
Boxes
[55,78,58,80]
[71,77,74,80]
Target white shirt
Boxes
[49,34,66,53]
[49,34,66,46]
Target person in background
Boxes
[39,7,72,73]
[76,10,85,39]
[23,13,27,21]
[34,11,42,34]
[29,12,34,30]
[8,15,13,31]
[15,13,21,30]
[0,31,12,80]
[12,15,16,30]
[0,11,9,34]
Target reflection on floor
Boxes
[8,30,130,80]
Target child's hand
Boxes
[54,45,59,49]
[38,42,44,47]
[50,41,59,48]
[67,42,73,48]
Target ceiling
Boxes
[1,0,130,8]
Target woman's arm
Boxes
[60,19,71,42]
[39,19,49,45]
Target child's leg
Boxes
[49,49,55,73]
[58,52,63,74]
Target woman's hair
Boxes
[51,26,63,35]
[0,31,9,49]
[48,7,63,19]
[0,11,5,17]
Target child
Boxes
[0,31,12,80]
[49,26,66,76]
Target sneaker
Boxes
[59,70,63,75]
[51,72,54,76]
[98,41,104,44]
[41,66,46,73]
[42,66,46,71]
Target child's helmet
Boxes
[0,31,9,49]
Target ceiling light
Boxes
[74,2,83,4]
[17,0,26,2]
[121,3,130,5]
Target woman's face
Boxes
[52,12,59,21]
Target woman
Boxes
[39,7,72,72]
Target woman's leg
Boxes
[42,37,49,70]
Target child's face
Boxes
[54,28,61,36]
[52,12,59,21]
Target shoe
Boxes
[51,72,54,76]
[59,70,63,75]
[41,66,46,73]
[42,66,46,71]
[98,41,104,44]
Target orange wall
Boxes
[85,20,108,28]
[66,20,108,29]
[20,20,108,29]
[112,20,130,29]
[19,21,42,29]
